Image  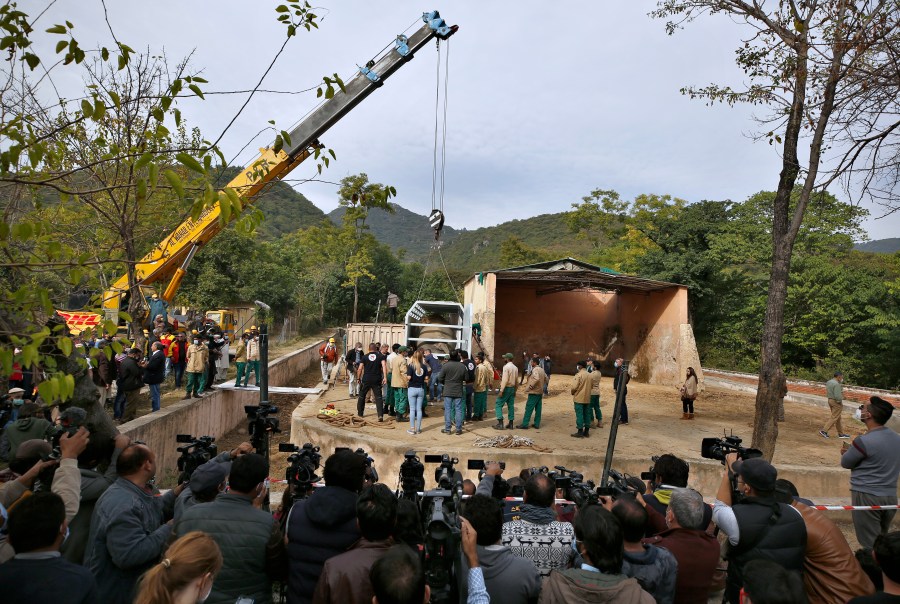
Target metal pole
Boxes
[259,322,269,407]
[600,360,629,486]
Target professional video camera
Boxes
[420,455,463,604]
[596,468,645,499]
[552,465,598,508]
[398,450,425,499]
[640,455,661,481]
[336,446,379,485]
[245,404,280,452]
[279,442,321,500]
[175,434,218,484]
[47,407,87,460]
[701,431,762,463]
[424,453,460,490]
[467,459,510,499]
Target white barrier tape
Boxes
[811,505,900,511]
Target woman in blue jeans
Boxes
[406,350,430,434]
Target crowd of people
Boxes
[0,391,897,603]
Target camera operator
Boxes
[643,453,712,534]
[840,396,900,551]
[478,462,575,577]
[286,448,367,604]
[610,496,677,604]
[173,441,252,522]
[85,441,184,604]
[313,483,398,604]
[0,492,97,603]
[60,431,131,564]
[712,454,807,604]
[457,493,541,604]
[640,488,721,604]
[173,453,286,604]
[540,505,654,603]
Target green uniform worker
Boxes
[493,353,519,430]
[392,347,410,418]
[571,360,592,438]
[588,358,603,427]
[473,355,492,420]
[519,358,547,429]
[185,338,208,398]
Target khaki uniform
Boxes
[571,369,591,404]
[526,366,546,395]
[474,364,492,392]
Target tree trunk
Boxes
[352,279,359,323]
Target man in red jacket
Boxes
[641,488,721,604]
[319,338,339,385]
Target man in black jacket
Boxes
[286,449,367,604]
[118,348,144,423]
[143,342,165,412]
[712,455,808,604]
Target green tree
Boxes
[498,235,550,267]
[336,173,396,321]
[652,0,900,459]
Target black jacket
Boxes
[143,350,165,385]
[118,356,144,392]
[285,485,360,604]
[726,497,807,604]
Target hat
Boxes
[15,439,52,461]
[250,325,257,330]
[190,461,230,493]
[398,346,409,353]
[732,458,777,492]
[329,338,335,343]
[244,329,251,334]
[870,396,894,419]
[502,353,514,360]
[151,293,159,299]
[192,329,199,334]
[7,387,25,396]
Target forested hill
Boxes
[855,238,900,254]
[216,167,325,238]
[327,203,459,260]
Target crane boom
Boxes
[100,11,457,322]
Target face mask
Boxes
[615,361,621,367]
[193,340,199,345]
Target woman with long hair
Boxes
[135,531,223,604]
[680,367,698,420]
[407,348,430,434]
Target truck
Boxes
[60,11,458,333]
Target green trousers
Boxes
[495,387,515,421]
[522,394,543,427]
[473,391,488,417]
[574,402,591,429]
[186,371,206,396]
[589,394,602,423]
[394,387,408,414]
[235,361,247,386]
[247,360,260,385]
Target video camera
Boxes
[398,450,425,499]
[551,465,599,508]
[47,407,87,460]
[245,404,280,451]
[640,455,661,482]
[278,442,321,499]
[596,468,645,499]
[468,459,510,499]
[336,446,379,484]
[701,432,762,462]
[424,453,460,490]
[175,434,218,484]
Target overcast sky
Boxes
[32,0,899,240]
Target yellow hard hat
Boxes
[191,329,199,334]
[329,338,335,343]
[250,325,257,330]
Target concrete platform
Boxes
[217,380,322,395]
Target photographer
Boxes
[643,453,712,534]
[313,483,398,604]
[458,494,541,604]
[712,454,807,604]
[486,463,575,577]
[173,453,286,604]
[174,441,252,522]
[286,449,367,604]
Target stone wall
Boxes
[120,338,326,479]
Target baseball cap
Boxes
[503,353,514,360]
[732,458,777,492]
[190,461,230,493]
[7,387,25,396]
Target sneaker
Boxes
[838,433,851,439]
[407,428,417,435]
[455,430,463,435]
[818,430,829,438]
[441,428,451,434]
[378,416,383,423]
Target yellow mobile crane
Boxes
[95,11,457,325]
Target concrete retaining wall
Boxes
[121,338,326,479]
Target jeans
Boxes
[173,363,186,388]
[430,373,443,401]
[348,370,358,396]
[444,396,463,431]
[113,386,126,419]
[148,383,161,412]
[409,387,425,431]
[544,376,550,395]
[164,357,172,379]
[681,397,695,413]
